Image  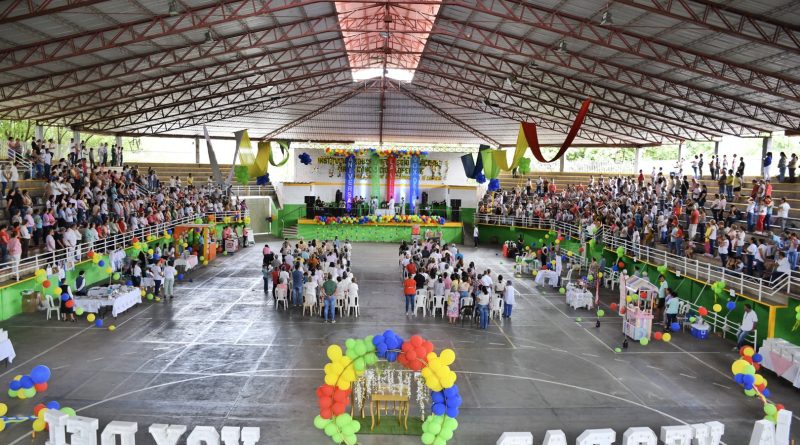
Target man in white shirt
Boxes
[735,304,758,350]
[777,197,790,230]
[473,225,479,247]
[502,280,516,318]
[163,261,177,299]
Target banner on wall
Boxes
[369,153,381,199]
[344,155,356,211]
[409,155,420,212]
[386,155,397,200]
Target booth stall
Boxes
[565,281,594,311]
[173,224,217,262]
[620,274,658,341]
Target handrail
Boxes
[475,212,796,303]
[678,299,757,347]
[229,184,274,196]
[0,210,249,283]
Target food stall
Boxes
[620,274,658,341]
[565,281,594,310]
[173,224,217,263]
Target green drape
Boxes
[481,150,500,179]
[369,153,382,199]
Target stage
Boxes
[297,219,463,243]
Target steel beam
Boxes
[261,88,364,140]
[401,89,500,146]
[0,0,105,25]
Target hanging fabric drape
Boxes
[369,153,382,200]
[460,144,489,178]
[521,99,592,163]
[268,140,290,167]
[344,155,356,212]
[385,156,397,201]
[409,155,420,212]
[491,135,528,171]
[203,126,224,185]
[481,149,500,179]
[253,142,271,176]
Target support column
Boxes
[559,154,565,172]
[762,135,772,159]
[713,140,719,157]
[34,125,44,141]
[115,135,123,147]
[634,147,641,173]
[72,129,81,147]
[677,140,683,162]
[195,136,200,164]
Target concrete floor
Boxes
[0,238,798,444]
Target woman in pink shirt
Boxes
[7,233,21,280]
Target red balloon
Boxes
[410,335,423,347]
[406,350,417,362]
[743,356,753,364]
[33,403,46,416]
[333,391,348,403]
[132,237,139,243]
[318,397,333,408]
[401,342,413,353]
[332,402,346,415]
[653,332,663,341]
[422,341,434,354]
[610,303,618,311]
[618,261,625,268]
[620,307,626,315]
[319,385,334,396]
[34,382,48,392]
[87,251,94,258]
[320,407,333,419]
[754,363,761,371]
[698,307,708,317]
[65,300,74,309]
[776,404,785,411]
[42,280,51,288]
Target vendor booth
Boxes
[173,224,217,263]
[620,274,657,341]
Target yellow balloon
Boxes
[338,380,352,390]
[203,260,208,265]
[108,325,116,331]
[731,359,749,375]
[13,375,22,381]
[141,290,146,296]
[0,402,7,416]
[713,304,722,312]
[148,249,154,255]
[754,374,765,386]
[0,419,5,432]
[324,374,337,386]
[662,333,672,342]
[105,267,113,274]
[133,242,141,249]
[37,408,47,419]
[440,349,456,366]
[17,391,27,400]
[421,367,433,379]
[53,287,62,295]
[87,314,96,322]
[327,345,343,361]
[33,418,46,432]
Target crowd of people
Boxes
[478,161,798,283]
[261,237,358,323]
[399,239,516,329]
[0,139,247,280]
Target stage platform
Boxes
[297,219,463,243]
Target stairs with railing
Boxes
[282,225,298,238]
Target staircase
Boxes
[283,224,298,238]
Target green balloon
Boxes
[335,415,350,427]
[443,417,458,431]
[8,389,17,397]
[60,407,77,417]
[24,387,36,397]
[614,347,622,353]
[313,415,329,429]
[764,404,778,416]
[428,422,442,435]
[113,273,121,280]
[640,338,649,346]
[345,338,356,350]
[344,434,357,445]
[324,423,337,436]
[576,317,582,322]
[744,389,757,397]
[350,420,361,434]
[597,309,605,317]
[332,433,344,444]
[421,433,436,445]
[559,287,566,294]
[433,438,447,445]
[440,429,454,441]
[75,308,85,316]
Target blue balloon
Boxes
[177,274,184,281]
[432,403,446,416]
[744,382,753,390]
[153,254,160,260]
[46,401,61,410]
[98,260,105,267]
[612,265,619,272]
[386,351,398,362]
[742,375,755,386]
[752,353,763,363]
[9,380,21,391]
[372,335,385,346]
[449,394,463,408]
[95,319,104,328]
[376,344,387,356]
[431,391,445,404]
[61,294,69,302]
[762,388,771,398]
[443,385,458,398]
[30,365,51,384]
[126,280,133,286]
[726,301,736,311]
[445,406,459,418]
[734,374,744,385]
[670,322,680,331]
[20,376,34,389]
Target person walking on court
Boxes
[473,225,479,247]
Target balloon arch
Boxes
[313,330,462,445]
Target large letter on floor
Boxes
[187,426,220,445]
[576,429,615,445]
[660,425,693,445]
[67,417,100,445]
[750,410,793,445]
[691,422,724,445]
[623,427,657,445]
[101,421,138,445]
[541,430,567,445]
[45,410,69,445]
[221,426,261,445]
[149,424,188,445]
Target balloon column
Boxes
[7,365,51,399]
[730,346,785,423]
[314,331,461,445]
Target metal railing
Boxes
[475,212,797,303]
[0,210,249,283]
[678,299,757,347]
[229,184,274,196]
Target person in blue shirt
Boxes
[291,263,305,307]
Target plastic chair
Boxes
[336,298,346,317]
[677,300,691,331]
[275,286,288,311]
[413,292,427,317]
[431,295,445,318]
[346,293,359,317]
[45,294,60,321]
[459,297,474,326]
[603,269,618,290]
[302,289,317,316]
[490,297,503,319]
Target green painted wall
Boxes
[275,204,306,237]
[459,208,476,225]
[476,223,799,347]
[297,224,463,244]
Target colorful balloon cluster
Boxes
[324,147,429,157]
[731,346,784,423]
[299,152,312,165]
[7,365,50,399]
[314,330,461,445]
[314,214,446,226]
[30,401,77,433]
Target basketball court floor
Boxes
[0,239,797,444]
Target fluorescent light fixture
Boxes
[600,10,613,25]
[352,68,414,82]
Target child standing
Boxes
[446,290,460,324]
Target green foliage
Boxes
[234,165,250,185]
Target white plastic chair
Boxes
[346,292,359,317]
[275,286,288,311]
[431,295,445,318]
[45,294,60,321]
[603,268,618,290]
[490,297,503,319]
[336,297,346,317]
[302,289,317,316]
[414,291,427,317]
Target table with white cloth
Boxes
[175,255,199,271]
[74,285,142,318]
[534,270,559,287]
[0,338,15,365]
[565,283,594,310]
[225,237,239,253]
[758,338,800,388]
[375,208,395,217]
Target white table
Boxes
[0,339,15,364]
[375,208,395,217]
[175,255,198,271]
[75,286,142,318]
[534,270,559,287]
[566,284,594,310]
[759,338,800,388]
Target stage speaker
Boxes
[450,199,461,209]
[304,195,315,218]
[421,192,428,206]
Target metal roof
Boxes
[0,0,798,146]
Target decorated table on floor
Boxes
[565,283,594,310]
[0,332,15,365]
[758,338,800,388]
[174,254,199,271]
[74,285,142,318]
[534,270,559,287]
